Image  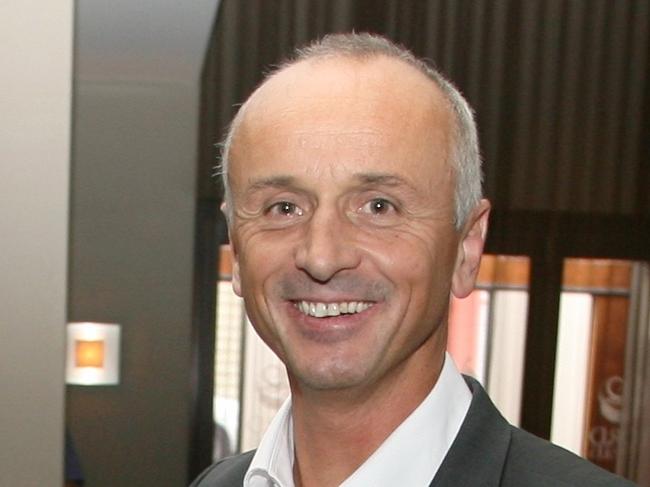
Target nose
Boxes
[294,207,361,282]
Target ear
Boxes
[451,199,490,299]
[223,201,242,297]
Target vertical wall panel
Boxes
[621,1,641,213]
[1,1,72,485]
[555,0,584,209]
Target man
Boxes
[192,33,634,486]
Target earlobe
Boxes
[227,219,242,297]
[451,199,490,299]
[232,258,242,297]
[221,201,231,225]
[229,230,243,297]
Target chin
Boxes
[291,359,373,391]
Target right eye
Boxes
[266,201,303,218]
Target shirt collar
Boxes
[244,397,294,487]
[244,353,471,487]
[341,353,471,486]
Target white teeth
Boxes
[315,303,327,318]
[295,300,373,318]
[327,303,339,316]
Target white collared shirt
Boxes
[243,353,471,487]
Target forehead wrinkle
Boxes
[243,172,415,197]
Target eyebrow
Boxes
[245,175,297,193]
[353,172,415,190]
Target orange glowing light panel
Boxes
[75,339,105,368]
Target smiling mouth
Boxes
[294,301,374,318]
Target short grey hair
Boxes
[219,32,483,229]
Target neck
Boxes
[289,340,446,487]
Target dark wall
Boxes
[65,2,220,484]
[66,81,196,486]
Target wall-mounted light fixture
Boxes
[66,322,121,385]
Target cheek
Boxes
[235,230,294,290]
[365,229,457,301]
[364,236,430,297]
[365,228,439,271]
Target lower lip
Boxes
[285,302,379,343]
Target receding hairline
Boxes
[229,52,454,155]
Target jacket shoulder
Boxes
[503,427,636,486]
[438,376,636,487]
[190,451,256,487]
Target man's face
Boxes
[227,56,486,394]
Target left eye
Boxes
[360,198,396,215]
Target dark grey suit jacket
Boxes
[191,377,636,486]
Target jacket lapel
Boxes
[429,376,512,487]
[190,450,255,486]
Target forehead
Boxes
[229,55,453,188]
[241,55,450,131]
